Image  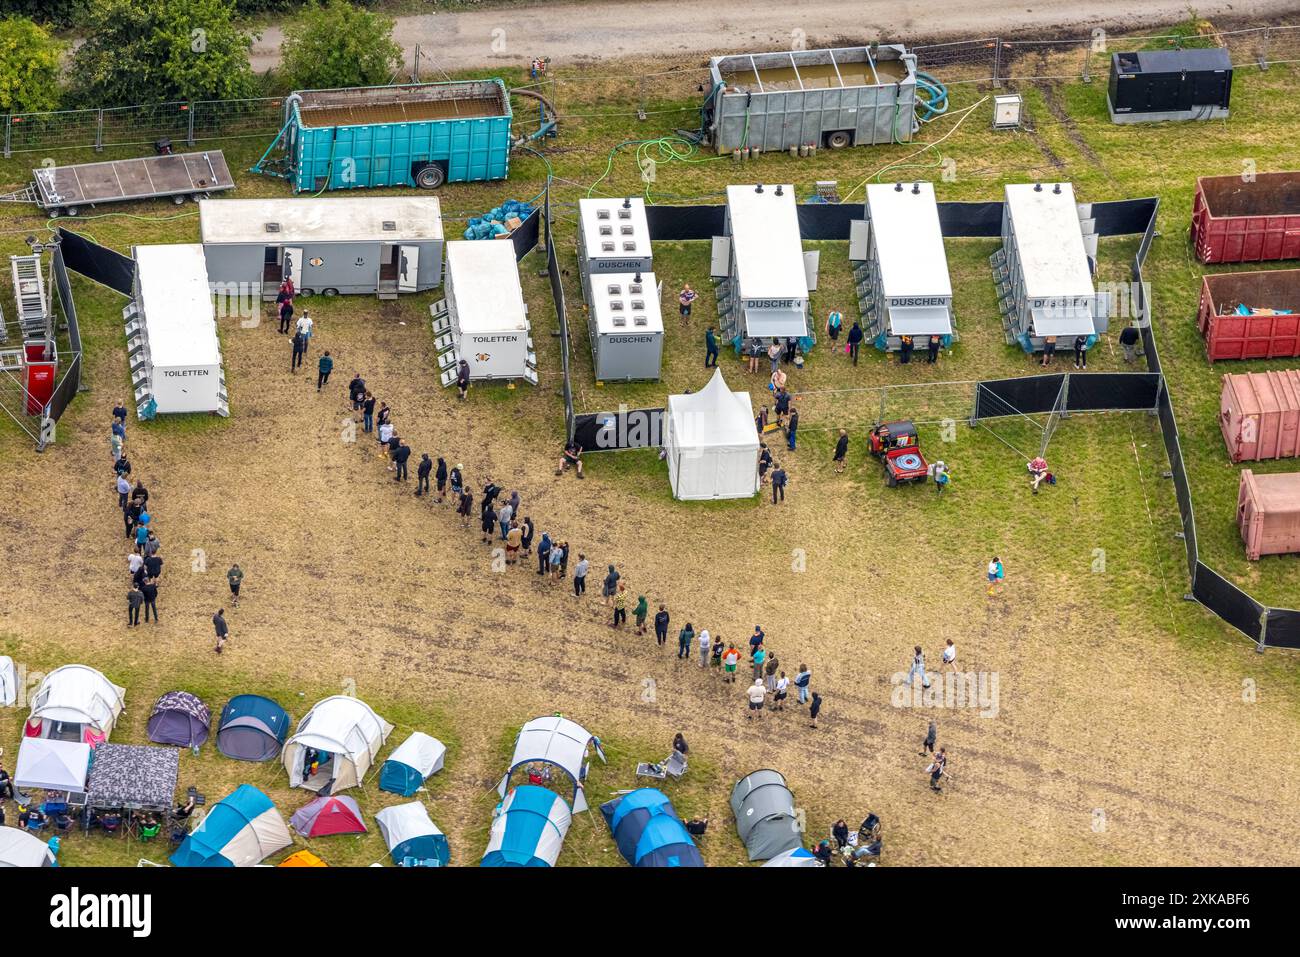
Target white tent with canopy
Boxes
[26,665,126,745]
[14,738,90,793]
[0,827,56,867]
[282,695,393,792]
[496,716,606,813]
[664,368,760,501]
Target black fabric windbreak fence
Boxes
[511,207,542,262]
[56,228,135,295]
[572,408,664,452]
[44,244,83,426]
[544,184,575,441]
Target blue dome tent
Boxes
[374,802,449,866]
[170,784,291,867]
[600,788,704,867]
[216,694,290,762]
[379,731,446,797]
[481,785,572,867]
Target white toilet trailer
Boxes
[577,197,653,302]
[714,184,811,345]
[436,240,534,385]
[588,271,664,381]
[125,244,227,419]
[199,197,444,300]
[996,183,1107,353]
[858,182,954,351]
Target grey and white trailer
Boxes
[124,244,228,419]
[432,239,535,386]
[587,271,664,382]
[713,183,813,344]
[577,197,653,299]
[993,182,1108,353]
[855,181,954,351]
[199,197,443,301]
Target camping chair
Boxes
[634,760,668,781]
[664,750,687,779]
[139,823,161,843]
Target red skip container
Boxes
[1192,171,1300,264]
[1198,269,1300,361]
[1238,468,1300,560]
[1220,370,1300,462]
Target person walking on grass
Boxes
[416,454,432,497]
[765,652,780,691]
[1073,334,1088,370]
[141,578,159,623]
[1119,322,1140,363]
[537,532,552,575]
[987,556,1004,596]
[392,440,411,482]
[278,293,294,334]
[773,672,789,710]
[928,334,942,364]
[711,635,725,669]
[767,338,782,376]
[833,429,849,473]
[435,457,448,502]
[497,500,514,541]
[348,373,366,411]
[705,326,719,368]
[746,678,767,720]
[362,392,376,433]
[634,594,648,634]
[809,690,823,729]
[612,583,628,628]
[826,309,843,347]
[654,605,670,647]
[572,553,589,597]
[752,645,767,682]
[456,486,474,528]
[456,359,471,401]
[296,310,313,352]
[227,563,243,608]
[758,443,772,485]
[481,502,498,545]
[602,564,620,607]
[553,541,568,582]
[520,516,535,558]
[291,330,305,371]
[786,407,799,451]
[928,747,947,792]
[698,627,711,667]
[1040,335,1057,367]
[449,463,464,499]
[679,283,697,319]
[906,645,931,690]
[942,638,957,673]
[506,520,523,566]
[722,644,741,683]
[677,622,695,660]
[847,321,864,365]
[770,462,787,504]
[213,608,229,654]
[920,720,937,757]
[794,663,812,706]
[127,583,143,627]
[316,351,333,392]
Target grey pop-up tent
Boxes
[730,769,802,862]
[147,691,212,748]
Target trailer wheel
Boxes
[173,194,186,205]
[414,164,446,190]
[825,130,853,149]
[64,207,79,217]
[322,288,339,297]
[298,288,314,298]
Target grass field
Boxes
[1,30,1299,868]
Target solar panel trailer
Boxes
[18,151,235,218]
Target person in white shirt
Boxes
[127,553,144,576]
[942,638,957,672]
[746,679,767,719]
[906,645,930,690]
[116,474,131,509]
[697,628,711,668]
[773,672,790,711]
[295,312,314,352]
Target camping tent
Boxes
[282,695,393,792]
[14,738,90,793]
[25,664,125,744]
[289,794,367,837]
[730,769,802,861]
[664,369,760,500]
[147,690,211,748]
[379,732,446,797]
[496,715,606,813]
[0,656,16,707]
[215,694,290,762]
[374,802,449,866]
[481,785,572,867]
[170,784,292,867]
[762,846,822,867]
[0,827,56,867]
[600,788,704,867]
[279,850,327,867]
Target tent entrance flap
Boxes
[887,305,952,336]
[743,305,807,339]
[1030,305,1095,337]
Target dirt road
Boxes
[249,0,1297,73]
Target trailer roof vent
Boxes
[633,315,649,327]
[629,282,643,294]
[599,225,613,236]
[618,207,632,219]
[622,241,637,251]
[596,208,611,220]
[382,221,397,231]
[620,224,634,235]
[607,283,622,295]
[265,222,281,233]
[631,299,645,310]
[612,315,627,327]
[601,241,615,252]
[609,300,624,311]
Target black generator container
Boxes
[1107,48,1232,124]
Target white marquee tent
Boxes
[14,738,90,793]
[0,827,56,867]
[26,665,126,744]
[282,695,393,792]
[497,716,606,813]
[664,369,760,501]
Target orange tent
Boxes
[278,850,328,867]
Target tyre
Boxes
[414,164,446,189]
[322,288,339,297]
[298,288,314,298]
[886,471,898,487]
[826,130,852,149]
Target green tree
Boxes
[0,17,64,113]
[281,0,401,92]
[71,0,258,106]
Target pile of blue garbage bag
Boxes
[463,199,533,240]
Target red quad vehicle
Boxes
[869,420,929,487]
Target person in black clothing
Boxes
[141,578,159,623]
[377,403,392,429]
[771,463,787,504]
[112,402,128,424]
[291,330,306,371]
[1072,335,1088,369]
[480,502,497,544]
[114,454,132,478]
[672,733,689,755]
[654,605,670,646]
[520,517,535,558]
[278,296,294,334]
[847,321,864,365]
[456,488,473,528]
[127,584,143,626]
[757,443,772,485]
[0,763,13,802]
[809,691,823,729]
[1119,323,1140,363]
[144,553,163,579]
[393,441,411,481]
[482,480,501,511]
[123,501,137,539]
[833,429,849,473]
[456,360,471,401]
[386,432,402,471]
[899,334,914,364]
[774,388,791,428]
[213,608,229,654]
[132,561,147,588]
[832,819,850,849]
[927,334,941,364]
[812,840,834,865]
[415,453,432,495]
[362,393,377,433]
[348,374,366,410]
[131,481,148,508]
[435,457,448,502]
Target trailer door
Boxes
[283,247,304,288]
[399,245,420,293]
